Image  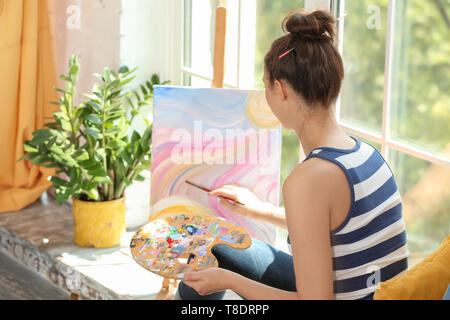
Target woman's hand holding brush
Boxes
[208,183,287,229]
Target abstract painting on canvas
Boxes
[150,86,282,244]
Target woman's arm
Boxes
[281,160,335,299]
[181,267,299,299]
[183,159,336,299]
[209,184,288,229]
[232,161,334,299]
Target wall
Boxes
[48,0,122,104]
[46,0,182,229]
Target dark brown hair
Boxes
[264,10,344,108]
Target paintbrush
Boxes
[185,180,245,206]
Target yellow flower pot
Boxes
[72,197,126,248]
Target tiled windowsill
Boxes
[0,192,241,300]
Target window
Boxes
[182,0,252,88]
[337,0,388,134]
[334,0,450,265]
[180,0,450,258]
[182,0,304,201]
[389,151,450,266]
[182,0,306,251]
[254,1,305,210]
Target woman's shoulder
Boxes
[283,157,347,197]
[287,156,347,183]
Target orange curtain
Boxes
[0,0,57,212]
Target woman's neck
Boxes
[294,108,354,157]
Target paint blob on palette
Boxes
[130,213,251,279]
[151,86,282,244]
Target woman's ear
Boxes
[274,79,288,101]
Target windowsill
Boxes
[0,192,241,300]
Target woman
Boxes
[176,9,409,300]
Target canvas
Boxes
[150,86,282,244]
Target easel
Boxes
[155,5,227,300]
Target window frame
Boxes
[180,0,449,169]
[180,0,257,89]
[330,0,450,168]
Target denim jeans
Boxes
[176,237,297,300]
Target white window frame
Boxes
[180,0,257,89]
[175,0,450,169]
[128,0,184,87]
[180,0,450,169]
[329,0,450,168]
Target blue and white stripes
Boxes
[288,137,409,300]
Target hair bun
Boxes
[282,10,335,42]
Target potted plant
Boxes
[20,54,168,248]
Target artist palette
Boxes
[130,213,251,279]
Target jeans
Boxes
[175,237,297,300]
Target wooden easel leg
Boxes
[155,277,179,300]
[69,292,80,300]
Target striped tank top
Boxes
[287,137,409,300]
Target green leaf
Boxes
[133,174,146,182]
[50,176,71,188]
[118,66,138,79]
[140,126,152,151]
[73,150,89,162]
[43,122,59,129]
[69,63,79,76]
[24,142,38,153]
[106,110,126,122]
[83,94,101,103]
[86,101,102,113]
[124,177,133,186]
[107,139,126,149]
[83,187,99,201]
[94,148,106,161]
[105,127,121,136]
[53,87,67,94]
[151,74,160,85]
[125,96,134,109]
[85,127,102,139]
[93,90,103,100]
[107,79,120,90]
[85,114,102,124]
[103,68,112,82]
[78,158,111,184]
[114,158,126,181]
[93,73,105,82]
[93,175,112,184]
[133,90,141,102]
[140,85,148,96]
[120,149,133,166]
[55,189,71,203]
[81,179,98,191]
[118,76,135,87]
[107,90,122,101]
[118,66,130,74]
[22,152,38,162]
[60,75,71,81]
[29,154,46,165]
[42,162,60,169]
[30,129,54,146]
[141,115,150,126]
